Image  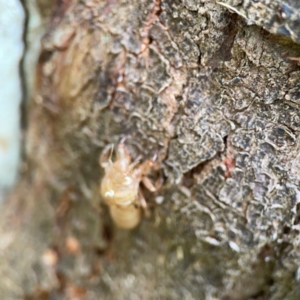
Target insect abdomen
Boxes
[109,204,141,229]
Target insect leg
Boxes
[129,155,142,171]
[138,188,150,218]
[99,144,114,167]
[142,176,156,192]
[154,169,164,190]
[116,141,131,162]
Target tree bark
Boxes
[2,0,300,299]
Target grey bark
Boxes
[2,0,300,299]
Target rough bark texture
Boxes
[2,0,300,299]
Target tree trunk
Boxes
[2,0,300,299]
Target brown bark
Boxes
[2,0,300,299]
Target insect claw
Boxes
[150,151,161,171]
[151,152,157,161]
[130,155,142,170]
[120,135,131,144]
[109,144,114,162]
[99,143,114,167]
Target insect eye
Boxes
[104,190,115,198]
[123,176,133,185]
